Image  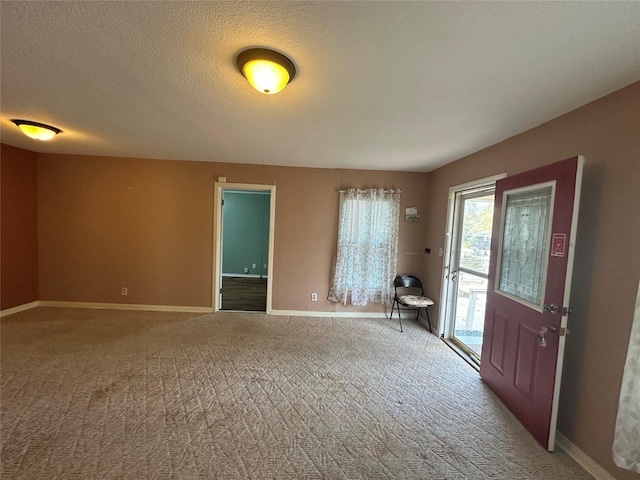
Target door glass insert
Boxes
[497,185,554,307]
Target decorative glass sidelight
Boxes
[497,185,554,307]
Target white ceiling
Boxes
[1,1,639,172]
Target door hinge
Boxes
[559,327,570,336]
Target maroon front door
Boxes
[480,156,584,450]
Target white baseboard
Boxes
[271,309,390,318]
[38,301,212,314]
[556,431,616,480]
[3,302,423,321]
[0,300,40,318]
[270,309,427,319]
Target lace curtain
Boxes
[328,188,401,306]
[613,277,640,473]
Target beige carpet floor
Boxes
[1,308,592,479]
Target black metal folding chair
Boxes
[389,275,434,333]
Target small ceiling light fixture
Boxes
[236,48,296,95]
[11,119,62,141]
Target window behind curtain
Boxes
[328,188,401,306]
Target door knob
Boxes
[543,303,559,314]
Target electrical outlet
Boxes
[121,287,128,296]
[252,264,256,269]
[243,267,249,273]
[311,293,318,301]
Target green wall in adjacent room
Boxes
[222,191,269,276]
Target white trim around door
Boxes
[213,182,276,314]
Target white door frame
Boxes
[213,182,276,313]
[439,174,506,338]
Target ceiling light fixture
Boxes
[11,119,62,141]
[236,48,296,95]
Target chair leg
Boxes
[390,299,403,332]
[425,306,433,333]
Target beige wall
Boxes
[37,154,429,311]
[1,144,39,310]
[423,82,640,480]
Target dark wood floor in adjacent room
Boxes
[221,276,267,311]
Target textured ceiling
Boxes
[1,1,639,172]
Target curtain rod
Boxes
[337,188,401,192]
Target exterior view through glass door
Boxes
[452,192,494,360]
[442,181,499,365]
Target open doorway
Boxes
[221,190,269,311]
[213,183,276,313]
[440,175,504,366]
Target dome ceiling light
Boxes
[11,119,62,141]
[236,48,296,95]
